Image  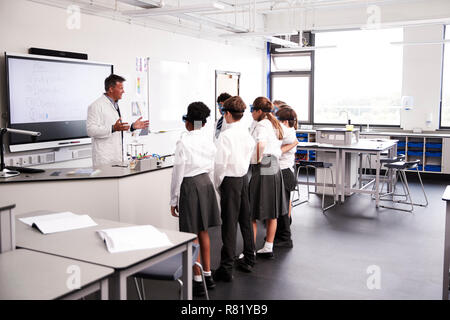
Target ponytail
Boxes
[266,112,284,140]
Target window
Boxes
[441,26,450,128]
[314,28,403,125]
[270,52,312,122]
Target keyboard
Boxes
[6,166,45,173]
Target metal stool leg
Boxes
[134,277,143,300]
[195,262,209,300]
[396,167,428,207]
[322,167,337,212]
[379,169,414,212]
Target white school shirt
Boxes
[250,119,282,164]
[214,121,255,189]
[170,128,216,207]
[279,123,297,171]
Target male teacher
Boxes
[87,74,149,167]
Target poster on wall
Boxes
[133,57,149,135]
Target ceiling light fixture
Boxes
[123,2,225,17]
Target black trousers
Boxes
[275,168,295,241]
[219,175,255,274]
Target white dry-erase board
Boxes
[148,59,212,132]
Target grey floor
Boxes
[123,173,448,300]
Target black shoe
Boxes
[213,268,233,282]
[193,281,205,297]
[205,275,216,289]
[256,251,274,259]
[235,258,253,273]
[274,239,293,248]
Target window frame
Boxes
[440,25,449,129]
[269,46,314,124]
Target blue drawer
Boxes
[425,165,441,172]
[296,133,308,138]
[397,142,406,147]
[408,142,424,148]
[297,150,307,155]
[425,143,442,149]
[425,152,442,157]
[408,151,423,156]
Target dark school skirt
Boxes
[249,155,288,221]
[179,173,221,234]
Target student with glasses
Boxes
[248,97,288,259]
[214,92,232,141]
[212,96,256,282]
[170,102,221,297]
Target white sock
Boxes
[257,241,273,253]
[203,271,211,277]
[194,275,203,282]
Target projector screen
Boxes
[6,53,113,151]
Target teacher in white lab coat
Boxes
[87,74,149,167]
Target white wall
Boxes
[401,25,444,130]
[0,0,265,166]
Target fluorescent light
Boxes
[275,45,337,52]
[265,36,298,48]
[116,0,161,9]
[178,13,248,33]
[391,40,450,46]
[123,2,225,17]
[219,30,298,38]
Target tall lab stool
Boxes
[371,154,406,199]
[133,243,208,300]
[379,160,428,212]
[292,160,337,212]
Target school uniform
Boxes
[275,123,297,245]
[170,128,221,234]
[214,121,256,275]
[213,115,229,142]
[249,119,288,221]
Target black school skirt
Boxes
[179,173,221,234]
[249,155,288,221]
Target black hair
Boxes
[217,92,232,104]
[186,102,211,124]
[105,74,126,92]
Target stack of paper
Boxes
[97,225,173,253]
[19,212,97,234]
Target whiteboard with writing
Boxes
[8,57,111,124]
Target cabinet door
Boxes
[443,138,450,174]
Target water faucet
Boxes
[339,110,351,124]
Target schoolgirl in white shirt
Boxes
[170,102,221,297]
[274,106,299,248]
[249,96,288,259]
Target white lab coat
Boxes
[86,94,123,167]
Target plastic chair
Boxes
[133,243,209,300]
[292,160,336,212]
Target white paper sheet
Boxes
[97,225,173,253]
[19,212,97,234]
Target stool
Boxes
[293,160,336,212]
[379,160,428,212]
[371,154,406,199]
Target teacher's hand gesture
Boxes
[133,117,149,130]
[113,118,130,132]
